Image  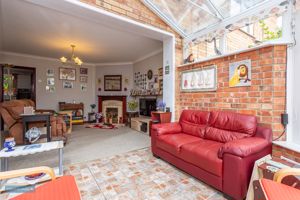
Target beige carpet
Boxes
[8,125,150,170]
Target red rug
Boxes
[85,123,117,129]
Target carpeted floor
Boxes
[8,125,150,170]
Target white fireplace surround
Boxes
[102,100,123,123]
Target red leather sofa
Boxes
[151,110,272,200]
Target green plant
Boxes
[259,20,282,41]
[127,100,138,111]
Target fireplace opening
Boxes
[106,107,119,124]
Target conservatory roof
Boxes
[143,0,270,37]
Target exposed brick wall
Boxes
[176,45,287,139]
[273,145,300,163]
[80,0,183,65]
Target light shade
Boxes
[60,56,67,63]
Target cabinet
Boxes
[59,102,84,125]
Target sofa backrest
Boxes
[205,111,257,143]
[179,110,210,138]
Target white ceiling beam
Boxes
[206,0,224,19]
[184,0,289,44]
[160,0,177,22]
[142,0,186,37]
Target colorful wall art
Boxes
[229,59,251,87]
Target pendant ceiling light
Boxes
[60,44,83,65]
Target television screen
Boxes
[139,98,157,116]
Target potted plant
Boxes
[90,104,96,113]
[127,100,138,112]
[157,100,166,112]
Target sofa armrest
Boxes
[151,122,182,136]
[255,126,272,142]
[218,137,270,158]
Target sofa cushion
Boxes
[179,110,210,137]
[205,127,250,143]
[205,111,257,143]
[179,140,223,177]
[156,133,202,156]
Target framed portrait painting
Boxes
[80,68,88,75]
[229,59,251,87]
[104,75,122,91]
[59,67,76,81]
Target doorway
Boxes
[0,64,36,102]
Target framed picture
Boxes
[80,76,88,83]
[46,69,54,76]
[63,81,73,89]
[46,85,55,93]
[229,59,251,87]
[59,67,76,81]
[80,68,88,75]
[104,75,122,91]
[47,78,55,85]
[181,65,217,92]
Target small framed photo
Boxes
[47,78,55,86]
[63,81,73,89]
[80,68,88,75]
[46,85,55,93]
[46,69,54,76]
[80,76,88,83]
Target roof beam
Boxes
[184,0,288,44]
[206,0,224,19]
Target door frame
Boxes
[0,65,36,102]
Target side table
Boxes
[0,141,64,175]
[21,113,51,143]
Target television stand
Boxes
[131,117,151,135]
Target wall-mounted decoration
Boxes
[181,65,217,92]
[104,75,122,91]
[80,84,87,91]
[47,78,55,86]
[80,76,88,83]
[147,70,153,80]
[229,59,251,87]
[59,67,76,81]
[46,85,55,93]
[80,68,88,75]
[165,65,170,75]
[63,81,74,89]
[46,69,54,76]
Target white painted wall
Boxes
[163,37,176,120]
[0,52,96,119]
[95,64,133,111]
[288,10,300,144]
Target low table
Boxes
[0,141,64,175]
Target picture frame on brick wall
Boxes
[229,59,252,87]
[181,65,217,92]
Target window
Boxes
[189,39,220,61]
[226,15,283,53]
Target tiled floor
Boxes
[65,148,227,200]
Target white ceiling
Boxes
[0,0,163,64]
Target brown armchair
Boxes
[0,99,67,144]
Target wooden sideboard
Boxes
[59,102,84,125]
